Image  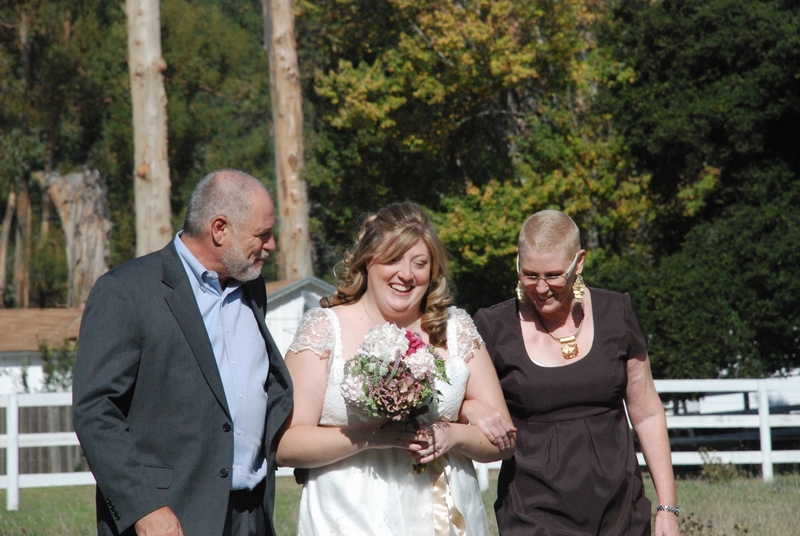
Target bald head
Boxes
[183,169,270,238]
[518,209,581,256]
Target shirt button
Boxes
[232,360,237,365]
[220,468,229,478]
[222,423,232,432]
[239,394,243,399]
[237,429,242,435]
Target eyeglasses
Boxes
[517,251,580,288]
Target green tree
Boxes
[1,0,281,278]
[297,0,653,300]
[0,0,116,305]
[600,0,800,252]
[595,0,800,377]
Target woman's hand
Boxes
[412,422,455,464]
[654,509,680,536]
[459,399,516,450]
[344,419,420,451]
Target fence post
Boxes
[476,463,489,492]
[757,380,773,483]
[6,392,19,511]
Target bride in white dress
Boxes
[276,202,515,535]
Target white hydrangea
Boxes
[341,374,365,404]
[359,323,409,360]
[405,347,437,380]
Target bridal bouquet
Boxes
[342,323,449,423]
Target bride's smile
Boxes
[365,238,431,325]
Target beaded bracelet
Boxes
[657,504,680,517]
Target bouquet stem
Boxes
[409,407,429,475]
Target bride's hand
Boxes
[345,419,419,450]
[412,422,453,464]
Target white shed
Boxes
[265,276,337,358]
[0,308,82,394]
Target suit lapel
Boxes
[161,243,231,419]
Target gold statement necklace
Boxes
[532,303,584,360]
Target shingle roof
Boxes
[0,308,83,352]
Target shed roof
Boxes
[266,276,336,303]
[0,308,83,352]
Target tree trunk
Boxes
[32,170,112,309]
[127,0,172,257]
[19,10,32,91]
[39,190,51,246]
[0,188,17,307]
[263,0,313,280]
[13,179,32,308]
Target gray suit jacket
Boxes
[73,242,293,536]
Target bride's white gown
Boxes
[288,306,489,536]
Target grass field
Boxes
[1,473,799,535]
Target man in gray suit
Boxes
[73,170,293,536]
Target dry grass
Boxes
[1,472,798,535]
[653,473,800,536]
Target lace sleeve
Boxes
[449,307,484,363]
[287,308,334,360]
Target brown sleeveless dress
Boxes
[474,289,652,536]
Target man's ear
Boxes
[210,216,229,246]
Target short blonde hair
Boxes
[322,202,453,347]
[518,210,581,256]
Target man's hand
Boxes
[134,506,184,536]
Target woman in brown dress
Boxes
[469,210,679,536]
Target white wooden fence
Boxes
[650,378,800,482]
[3,379,800,511]
[0,392,94,511]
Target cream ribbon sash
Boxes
[430,455,466,536]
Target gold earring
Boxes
[572,274,586,303]
[515,254,527,303]
[516,281,527,302]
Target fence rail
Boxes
[4,379,800,510]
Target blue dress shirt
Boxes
[174,233,269,490]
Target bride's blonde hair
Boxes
[321,202,453,347]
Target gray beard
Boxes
[221,240,264,282]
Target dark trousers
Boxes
[223,479,267,536]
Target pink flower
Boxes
[405,330,427,355]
